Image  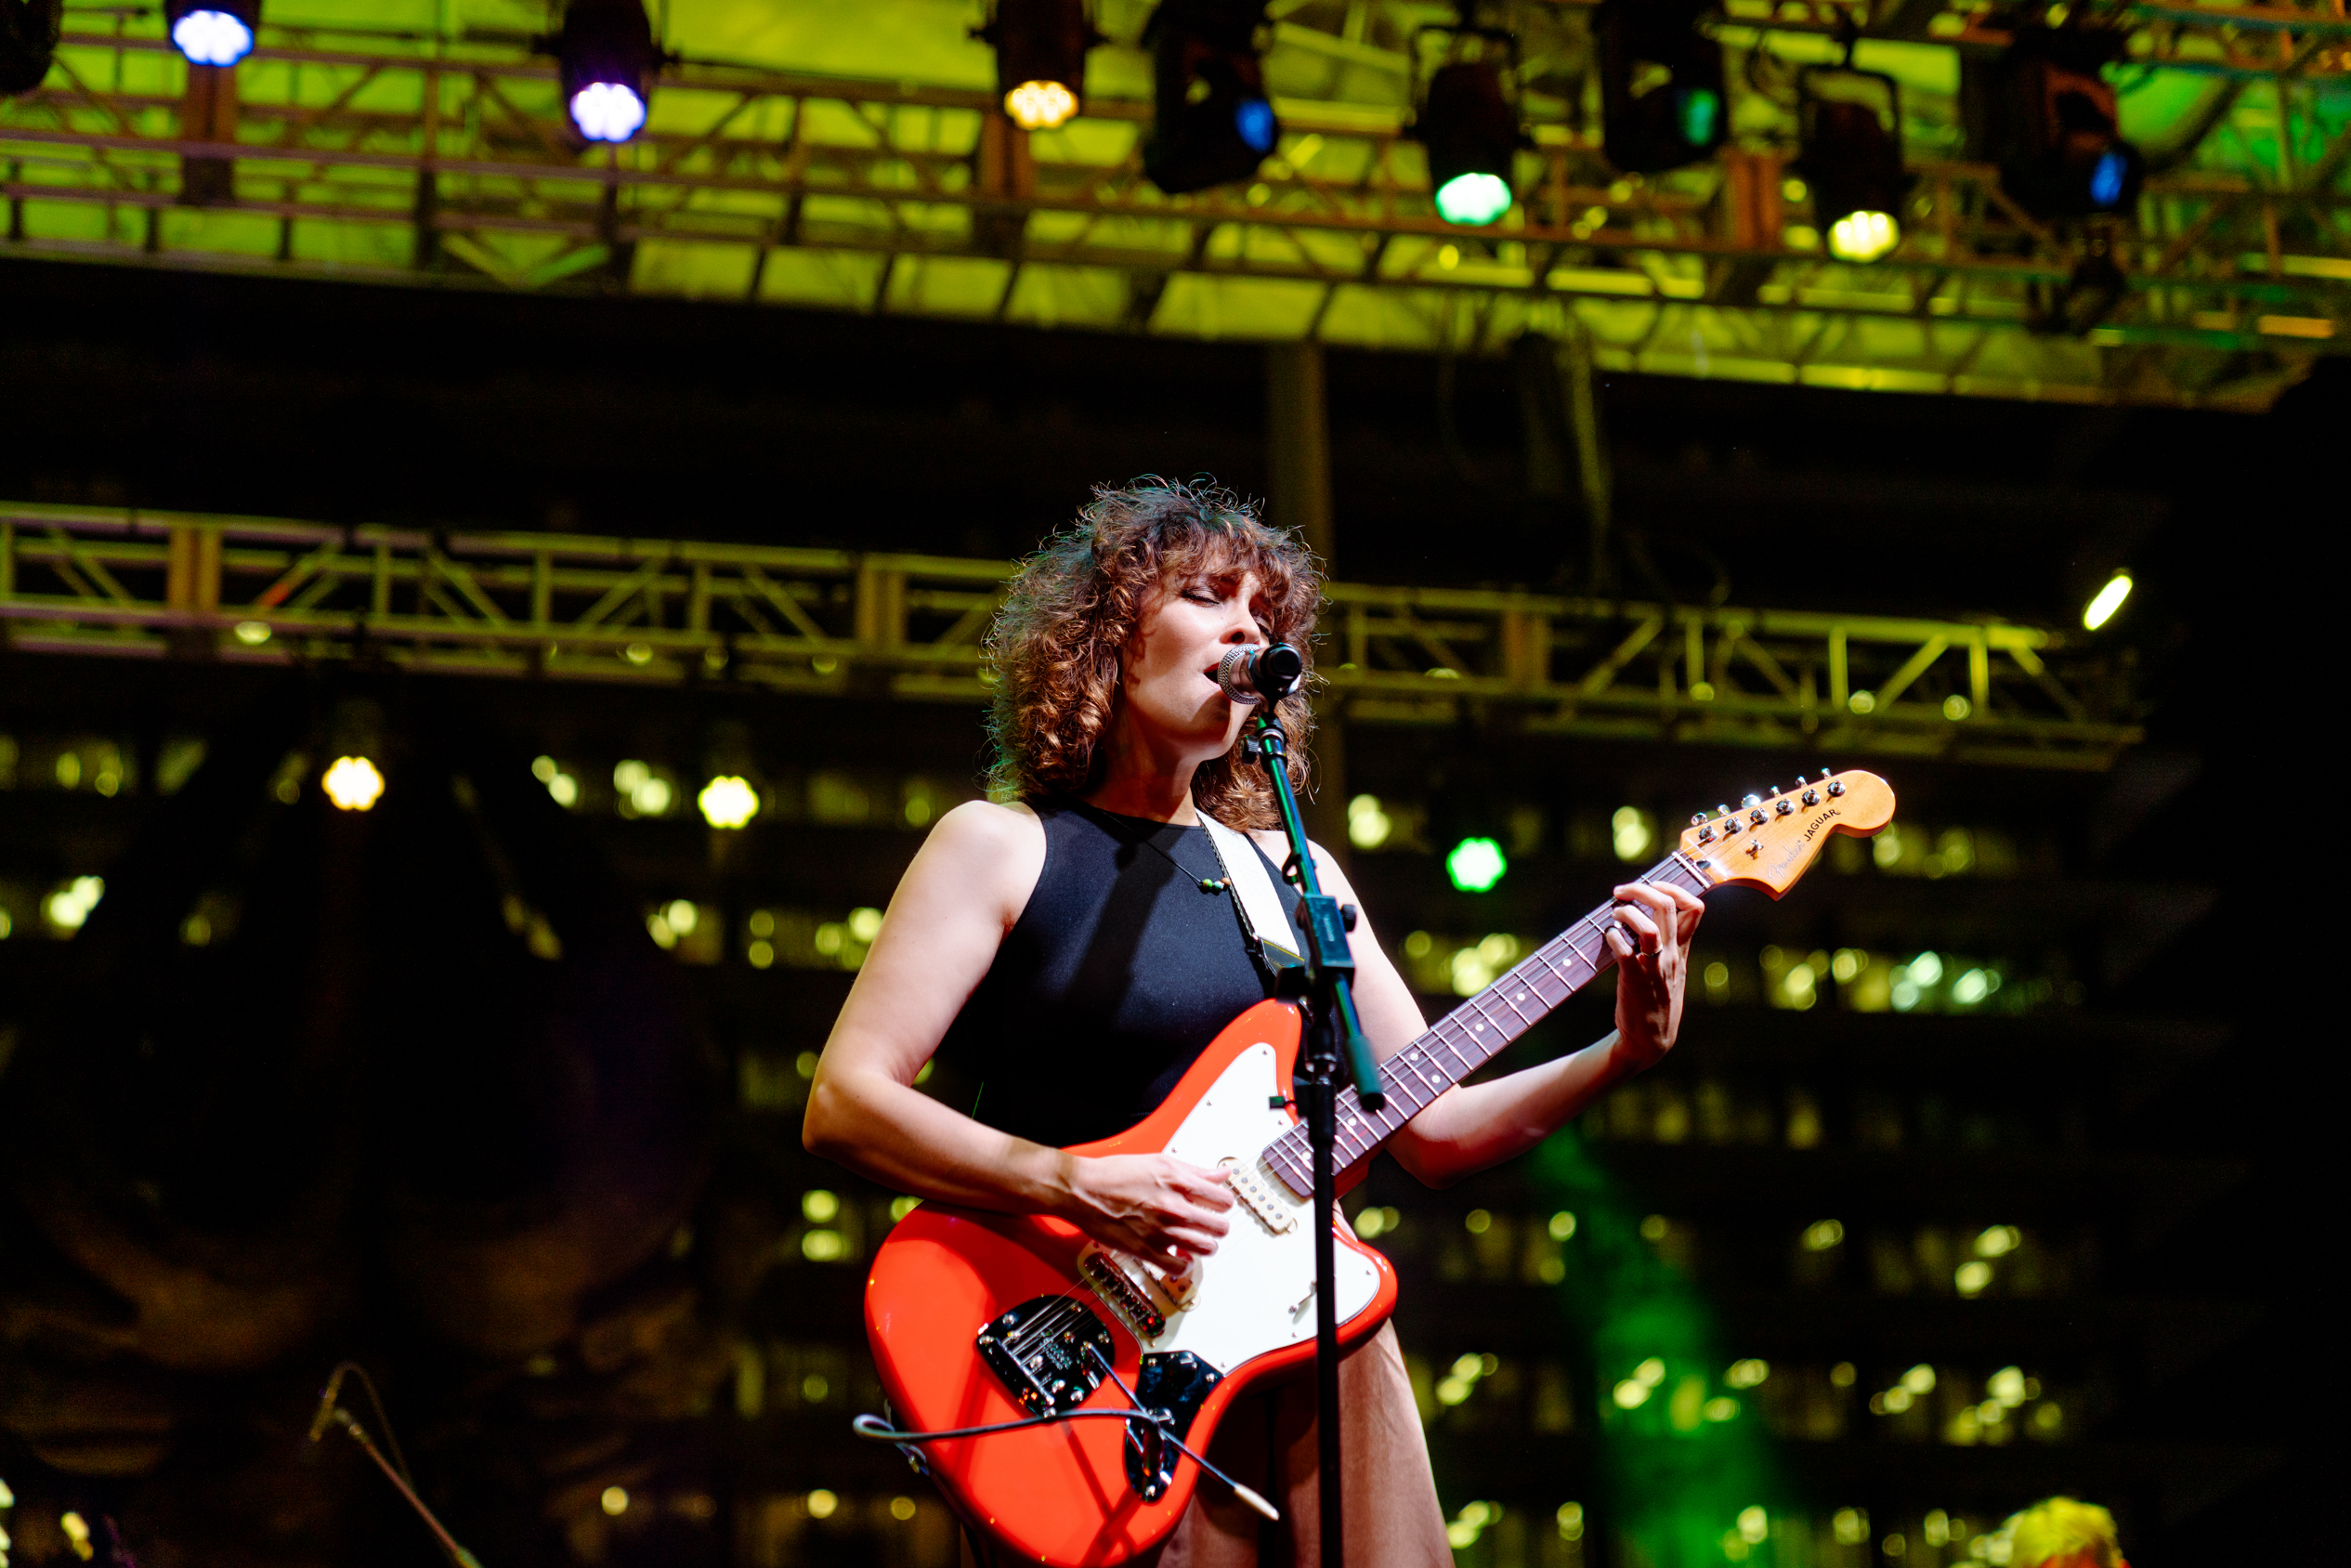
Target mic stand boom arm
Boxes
[1240,709,1384,1568]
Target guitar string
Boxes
[1015,855,1712,1350]
[1262,854,1707,1185]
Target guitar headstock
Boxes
[1678,769,1895,898]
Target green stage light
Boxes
[1446,836,1508,893]
[1435,171,1513,226]
[1413,55,1523,228]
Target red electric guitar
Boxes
[863,770,1895,1565]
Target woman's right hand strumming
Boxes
[1058,1153,1234,1266]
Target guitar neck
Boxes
[1260,852,1712,1196]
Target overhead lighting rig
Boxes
[976,0,1104,131]
[1142,0,1278,195]
[1596,0,1727,175]
[1797,64,1913,264]
[164,0,258,67]
[1410,15,1526,227]
[546,0,661,144]
[1965,22,2144,219]
[1,0,61,95]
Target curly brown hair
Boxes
[985,478,1320,830]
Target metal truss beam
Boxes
[0,12,2344,409]
[0,503,2142,770]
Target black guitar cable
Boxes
[851,1342,1280,1523]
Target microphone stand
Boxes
[1240,706,1384,1568]
[309,1366,486,1568]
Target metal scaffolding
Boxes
[0,501,2141,769]
[1,4,2344,409]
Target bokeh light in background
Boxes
[1445,836,1507,892]
[321,755,383,812]
[697,775,759,829]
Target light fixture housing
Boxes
[976,0,1103,131]
[1965,24,2144,220]
[1596,0,1727,175]
[551,0,659,144]
[2,0,64,95]
[1142,0,1279,195]
[1798,66,1913,264]
[164,0,259,67]
[1414,57,1524,226]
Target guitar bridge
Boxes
[1080,1250,1169,1339]
[974,1296,1115,1418]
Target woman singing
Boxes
[803,479,1702,1565]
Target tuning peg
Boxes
[1741,793,1762,808]
[1716,804,1731,817]
[1690,813,1707,827]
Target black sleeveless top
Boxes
[939,799,1304,1149]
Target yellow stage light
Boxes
[322,756,385,812]
[698,775,759,829]
[1826,209,1900,262]
[2083,571,2132,630]
[1005,78,1078,129]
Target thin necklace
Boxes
[1070,800,1230,895]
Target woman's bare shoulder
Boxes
[907,799,1048,921]
[931,796,1042,849]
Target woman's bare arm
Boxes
[803,801,1234,1262]
[1282,843,1701,1188]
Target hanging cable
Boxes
[851,1342,1279,1523]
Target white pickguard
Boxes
[1120,1041,1382,1375]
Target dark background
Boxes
[0,253,2335,1566]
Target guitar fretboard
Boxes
[1260,852,1712,1198]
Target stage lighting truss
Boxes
[0,501,2146,771]
[1,8,2344,406]
[547,0,660,145]
[1142,0,1279,196]
[1597,0,1730,175]
[977,0,1104,131]
[1797,66,1915,264]
[0,0,62,96]
[1409,23,1528,228]
[163,0,256,68]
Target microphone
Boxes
[1216,643,1304,705]
[307,1364,348,1444]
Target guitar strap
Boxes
[1195,808,1304,973]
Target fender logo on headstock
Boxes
[1680,770,1894,899]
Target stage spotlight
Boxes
[322,755,385,812]
[1596,0,1726,175]
[2082,571,2131,631]
[1965,24,2143,219]
[1415,57,1524,226]
[2,0,64,95]
[164,0,258,67]
[1142,0,1278,195]
[549,0,658,144]
[1798,66,1913,264]
[976,0,1103,132]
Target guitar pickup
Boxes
[1222,1159,1296,1235]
